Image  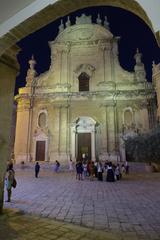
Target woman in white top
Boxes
[97,161,103,181]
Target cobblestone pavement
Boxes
[3,168,160,240]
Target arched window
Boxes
[78,72,89,91]
[38,112,47,128]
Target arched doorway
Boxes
[71,117,97,161]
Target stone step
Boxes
[13,161,152,173]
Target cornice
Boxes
[16,88,156,102]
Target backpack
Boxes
[12,178,17,188]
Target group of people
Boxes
[75,159,129,182]
[5,156,129,202]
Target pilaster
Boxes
[106,102,116,153]
[91,130,96,161]
[105,47,112,82]
[71,126,76,162]
[53,103,70,163]
[100,105,108,154]
[61,46,70,86]
[14,98,31,163]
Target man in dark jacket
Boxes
[35,162,40,178]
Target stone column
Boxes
[105,47,112,82]
[0,52,19,213]
[61,50,65,84]
[61,47,70,86]
[101,45,109,83]
[103,46,106,82]
[14,98,31,163]
[114,101,118,153]
[71,126,76,162]
[67,45,71,87]
[59,104,69,162]
[91,130,96,161]
[107,103,116,153]
[53,103,69,163]
[51,104,60,160]
[100,105,108,158]
[59,50,63,84]
[53,49,62,85]
[60,46,70,86]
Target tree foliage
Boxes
[125,126,160,163]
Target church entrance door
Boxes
[36,141,45,161]
[77,133,91,161]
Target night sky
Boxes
[15,6,160,94]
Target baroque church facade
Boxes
[14,14,157,164]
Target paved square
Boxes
[4,167,160,240]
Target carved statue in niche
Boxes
[122,107,139,137]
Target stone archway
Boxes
[0,0,160,213]
[0,0,159,59]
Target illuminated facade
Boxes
[14,14,156,164]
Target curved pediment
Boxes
[53,24,113,44]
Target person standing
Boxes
[94,160,98,178]
[115,164,121,180]
[69,159,74,172]
[76,161,83,180]
[5,170,14,202]
[106,162,115,182]
[82,161,88,178]
[6,161,14,172]
[35,162,40,178]
[82,153,86,162]
[121,164,126,178]
[125,161,129,174]
[89,161,95,181]
[97,161,103,181]
[54,160,60,172]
